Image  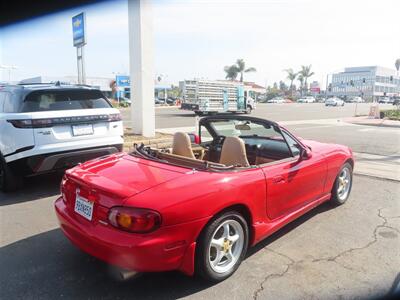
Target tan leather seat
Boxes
[172,132,196,159]
[219,136,250,167]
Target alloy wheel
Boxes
[337,167,351,201]
[208,219,244,274]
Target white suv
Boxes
[0,83,123,191]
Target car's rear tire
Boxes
[0,157,22,192]
[196,211,249,282]
[331,162,353,206]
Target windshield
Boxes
[206,119,281,139]
[21,89,111,112]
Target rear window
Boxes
[21,89,111,112]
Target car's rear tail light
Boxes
[60,175,75,204]
[108,207,161,233]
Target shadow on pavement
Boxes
[0,229,214,299]
[0,201,334,299]
[0,172,63,206]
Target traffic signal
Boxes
[362,78,366,83]
[350,80,354,86]
[390,76,393,82]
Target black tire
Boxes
[0,156,22,192]
[195,211,249,282]
[330,162,353,206]
[245,105,252,114]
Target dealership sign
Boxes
[116,75,130,87]
[72,13,86,47]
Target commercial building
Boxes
[328,66,400,101]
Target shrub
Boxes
[380,109,400,121]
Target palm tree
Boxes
[297,74,304,96]
[299,65,315,93]
[395,58,400,76]
[284,68,297,96]
[235,59,256,82]
[224,65,239,81]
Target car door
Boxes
[261,132,328,220]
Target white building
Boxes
[329,66,400,101]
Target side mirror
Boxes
[299,147,312,160]
[188,133,200,144]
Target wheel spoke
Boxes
[230,234,240,244]
[223,223,230,239]
[225,250,234,264]
[211,250,224,267]
[211,237,224,249]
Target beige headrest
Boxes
[219,136,250,167]
[172,132,195,159]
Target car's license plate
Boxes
[72,124,94,136]
[74,193,94,221]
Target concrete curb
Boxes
[343,117,400,128]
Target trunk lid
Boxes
[64,153,187,208]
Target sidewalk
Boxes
[344,116,400,128]
[123,129,172,152]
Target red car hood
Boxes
[65,153,187,206]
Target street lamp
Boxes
[0,65,18,82]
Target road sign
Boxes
[72,13,86,47]
[116,75,130,87]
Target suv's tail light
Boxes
[108,113,122,122]
[7,113,122,128]
[108,207,161,233]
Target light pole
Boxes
[0,65,18,82]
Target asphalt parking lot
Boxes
[1,103,399,299]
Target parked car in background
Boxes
[325,97,345,106]
[0,83,123,191]
[55,115,354,282]
[297,96,316,103]
[392,98,400,106]
[378,97,393,104]
[267,97,285,104]
[347,96,364,103]
[155,97,164,104]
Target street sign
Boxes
[116,75,130,87]
[72,13,86,47]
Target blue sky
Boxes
[1,0,399,87]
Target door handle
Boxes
[272,176,285,184]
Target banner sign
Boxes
[72,13,86,47]
[116,75,130,87]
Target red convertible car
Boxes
[55,115,354,282]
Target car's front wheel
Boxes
[331,162,353,206]
[196,211,249,282]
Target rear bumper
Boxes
[8,144,122,176]
[54,197,210,275]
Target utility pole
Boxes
[128,0,155,137]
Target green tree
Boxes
[235,59,256,82]
[297,74,304,96]
[299,65,315,93]
[224,59,256,82]
[395,58,400,75]
[284,68,297,91]
[224,65,239,81]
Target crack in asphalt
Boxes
[252,208,399,299]
[252,248,297,300]
[311,208,398,265]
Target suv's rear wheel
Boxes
[0,158,22,192]
[196,211,248,282]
